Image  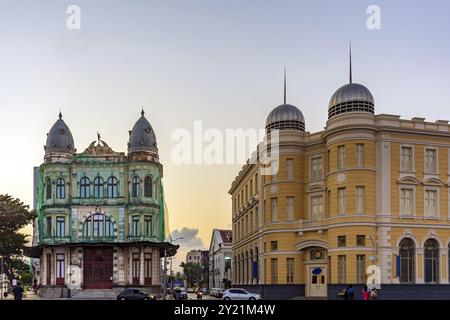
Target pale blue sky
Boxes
[1,0,450,254]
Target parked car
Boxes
[222,288,261,300]
[217,289,224,298]
[201,288,210,295]
[117,289,156,301]
[173,288,188,300]
[187,287,195,293]
[210,288,218,297]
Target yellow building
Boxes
[229,68,450,299]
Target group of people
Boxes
[343,284,378,300]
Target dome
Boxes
[328,83,374,119]
[128,110,158,155]
[45,113,75,155]
[265,104,305,133]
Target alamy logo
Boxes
[367,5,381,30]
[66,5,81,30]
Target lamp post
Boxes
[162,237,183,300]
[367,235,376,263]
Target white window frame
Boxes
[400,145,415,172]
[337,146,345,170]
[286,196,294,222]
[424,187,440,219]
[355,186,365,214]
[286,159,294,180]
[310,156,323,181]
[356,144,364,168]
[424,146,439,174]
[309,193,324,220]
[271,198,278,222]
[399,186,416,217]
[337,188,346,215]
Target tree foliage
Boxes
[179,262,202,287]
[0,194,36,280]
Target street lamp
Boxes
[163,237,183,300]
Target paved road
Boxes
[187,293,221,300]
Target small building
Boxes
[209,229,232,289]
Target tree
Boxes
[0,194,36,281]
[180,262,202,287]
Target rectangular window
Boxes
[356,255,366,283]
[356,144,365,167]
[255,173,258,191]
[425,148,437,173]
[356,186,365,214]
[249,211,253,232]
[271,160,278,181]
[338,236,346,248]
[271,198,278,222]
[46,216,52,237]
[286,159,294,180]
[245,185,248,202]
[357,235,366,247]
[310,195,324,220]
[245,215,248,235]
[132,253,140,286]
[271,258,278,284]
[286,196,294,221]
[250,179,253,197]
[338,188,346,214]
[286,258,295,284]
[338,255,346,284]
[56,217,65,238]
[132,216,139,237]
[311,157,323,180]
[144,216,152,236]
[144,253,152,285]
[56,254,65,285]
[401,146,413,171]
[270,241,278,251]
[400,188,414,216]
[337,146,345,170]
[46,253,51,285]
[425,190,438,218]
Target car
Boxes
[117,289,156,301]
[187,287,195,293]
[173,288,188,300]
[201,288,210,295]
[217,289,224,298]
[222,288,261,300]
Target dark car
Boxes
[173,288,188,300]
[117,289,156,301]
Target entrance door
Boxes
[308,266,327,297]
[83,247,113,289]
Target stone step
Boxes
[71,289,118,300]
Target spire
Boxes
[141,107,145,117]
[349,42,352,84]
[59,109,62,119]
[283,67,286,104]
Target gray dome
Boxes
[265,104,305,133]
[45,113,75,154]
[128,111,158,154]
[328,83,374,119]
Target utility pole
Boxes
[163,249,167,300]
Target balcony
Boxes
[78,236,117,243]
[40,236,72,245]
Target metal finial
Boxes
[97,132,101,142]
[349,42,352,84]
[283,67,286,104]
[59,110,62,119]
[141,107,145,117]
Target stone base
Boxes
[236,284,305,300]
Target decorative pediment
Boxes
[81,139,122,157]
[306,183,326,193]
[423,178,445,186]
[398,176,420,185]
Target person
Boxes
[362,284,370,300]
[346,284,355,300]
[370,287,378,300]
[196,288,203,300]
[12,282,24,300]
[32,279,38,294]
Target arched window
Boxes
[46,178,52,199]
[399,238,415,283]
[56,178,65,199]
[132,176,140,198]
[424,238,439,283]
[93,177,104,198]
[80,177,90,198]
[144,176,152,197]
[83,213,114,238]
[107,176,119,198]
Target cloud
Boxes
[169,228,207,272]
[170,227,206,249]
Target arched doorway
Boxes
[399,238,415,283]
[424,238,439,283]
[83,247,113,289]
[303,246,328,297]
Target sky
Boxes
[1,0,450,269]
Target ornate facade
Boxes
[32,111,176,298]
[230,64,450,299]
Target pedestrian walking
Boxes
[347,284,355,300]
[12,282,24,300]
[362,284,370,300]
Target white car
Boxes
[222,288,261,300]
